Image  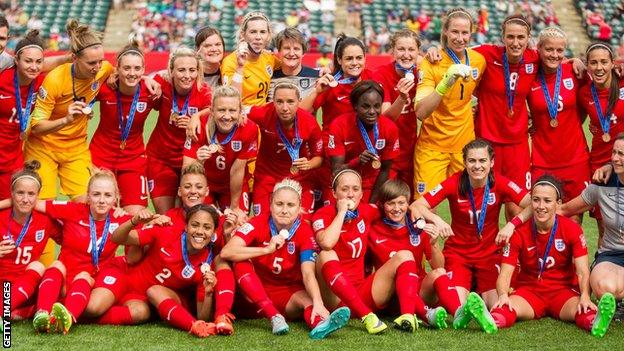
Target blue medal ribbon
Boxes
[394,62,415,76]
[269,216,301,241]
[13,69,36,134]
[405,213,423,239]
[502,51,523,115]
[89,213,111,270]
[116,85,141,148]
[6,211,32,248]
[333,70,358,85]
[590,83,612,137]
[531,216,559,280]
[276,116,302,162]
[466,179,490,238]
[210,126,238,145]
[445,48,470,66]
[538,66,562,122]
[180,231,214,276]
[344,209,359,221]
[382,217,404,229]
[172,86,191,116]
[356,118,379,158]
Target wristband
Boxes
[510,216,522,227]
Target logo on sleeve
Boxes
[555,239,566,252]
[429,184,442,196]
[328,135,335,149]
[35,230,45,243]
[502,243,510,257]
[287,242,296,255]
[238,223,254,235]
[38,86,47,99]
[357,220,366,233]
[312,219,325,232]
[524,63,534,74]
[184,138,192,150]
[563,78,574,90]
[137,102,147,113]
[108,223,120,233]
[579,234,587,248]
[508,181,522,194]
[375,139,386,150]
[231,140,242,152]
[619,87,624,100]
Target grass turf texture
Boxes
[8,105,621,349]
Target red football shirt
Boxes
[528,63,589,168]
[183,116,258,193]
[248,104,323,186]
[423,172,527,260]
[44,201,131,280]
[578,79,624,171]
[313,69,374,129]
[0,67,44,171]
[502,215,587,287]
[474,45,539,144]
[90,82,156,170]
[146,74,212,167]
[234,213,317,287]
[0,209,60,281]
[324,112,399,190]
[312,203,379,285]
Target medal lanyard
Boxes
[356,118,379,158]
[116,85,141,146]
[210,125,238,145]
[13,69,36,134]
[532,216,559,279]
[180,231,214,268]
[269,216,301,241]
[466,179,490,238]
[70,64,96,108]
[89,213,111,269]
[276,116,302,163]
[333,70,358,85]
[590,83,612,136]
[6,210,32,248]
[538,66,562,121]
[502,50,523,114]
[172,86,191,116]
[445,48,470,66]
[394,62,415,75]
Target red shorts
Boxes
[531,162,590,202]
[445,253,498,293]
[207,181,250,213]
[492,141,531,191]
[93,156,148,207]
[512,284,579,319]
[265,283,306,315]
[146,156,180,199]
[252,178,315,216]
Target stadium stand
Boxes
[576,0,624,48]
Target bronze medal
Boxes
[549,119,558,128]
[120,140,126,150]
[603,133,611,143]
[507,109,514,118]
[290,165,299,175]
[371,159,381,169]
[200,263,211,274]
[169,112,179,123]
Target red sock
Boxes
[490,306,517,328]
[303,305,320,329]
[321,260,371,318]
[433,274,461,316]
[36,267,64,313]
[395,261,426,317]
[96,305,134,325]
[11,269,42,310]
[157,298,196,331]
[64,278,92,321]
[214,269,235,317]
[575,309,596,331]
[234,261,279,319]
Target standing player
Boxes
[221,179,350,338]
[324,81,399,203]
[0,30,46,199]
[195,26,225,88]
[183,86,258,215]
[221,11,279,107]
[528,27,590,223]
[372,29,419,192]
[90,40,156,215]
[267,28,319,101]
[247,82,323,216]
[147,47,212,214]
[410,139,530,315]
[0,162,60,319]
[414,8,486,198]
[490,176,616,338]
[301,34,373,129]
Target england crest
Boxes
[287,242,296,255]
[417,182,426,194]
[181,265,196,279]
[231,140,242,151]
[108,223,120,233]
[300,78,310,89]
[91,81,99,91]
[487,193,496,205]
[357,220,366,233]
[525,63,534,74]
[563,78,574,90]
[189,107,198,115]
[35,230,45,243]
[619,87,624,100]
[137,102,147,112]
[38,86,47,99]
[471,68,479,80]
[555,239,565,252]
[103,275,117,285]
[266,64,273,76]
[375,139,386,150]
[409,234,421,246]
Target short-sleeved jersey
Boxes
[0,209,60,281]
[325,112,399,190]
[578,79,624,169]
[90,82,156,169]
[146,74,212,168]
[44,201,131,279]
[267,66,319,101]
[248,104,323,185]
[312,203,379,284]
[30,61,115,151]
[502,215,587,287]
[127,222,224,293]
[373,62,418,163]
[234,213,317,287]
[221,51,280,106]
[368,220,431,277]
[0,67,44,171]
[313,69,374,128]
[528,63,589,168]
[581,173,624,253]
[415,49,486,153]
[473,45,539,144]
[423,172,526,259]
[183,116,258,192]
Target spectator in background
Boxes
[316,46,332,69]
[495,0,513,16]
[598,21,613,42]
[428,12,443,41]
[286,10,299,27]
[376,26,390,53]
[208,6,221,22]
[405,14,419,34]
[476,6,489,44]
[347,0,362,30]
[364,25,375,47]
[416,10,431,37]
[26,14,42,31]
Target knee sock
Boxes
[36,267,64,313]
[321,260,371,318]
[234,261,279,319]
[64,278,92,321]
[214,269,236,318]
[575,309,597,331]
[95,305,134,325]
[433,274,462,316]
[303,305,321,329]
[11,269,42,310]
[490,305,518,328]
[157,298,195,331]
[395,261,426,318]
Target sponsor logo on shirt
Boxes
[563,78,574,90]
[78,220,90,227]
[555,238,565,252]
[337,96,348,101]
[312,219,325,232]
[35,230,45,243]
[525,63,534,74]
[0,94,11,99]
[231,140,242,152]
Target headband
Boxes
[11,175,41,189]
[76,42,102,54]
[118,49,144,59]
[15,44,44,56]
[446,9,473,20]
[273,181,302,199]
[242,11,270,24]
[331,169,362,189]
[504,17,531,29]
[533,180,561,200]
[586,43,613,56]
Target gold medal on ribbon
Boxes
[371,159,381,169]
[290,165,299,175]
[120,140,126,150]
[603,133,611,143]
[550,119,558,128]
